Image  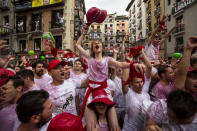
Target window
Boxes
[2,0,9,7]
[105,24,107,28]
[175,37,184,53]
[122,23,125,27]
[105,38,107,42]
[34,38,41,51]
[51,9,63,28]
[19,40,26,52]
[176,15,183,24]
[16,16,26,33]
[110,24,113,27]
[54,36,62,50]
[4,16,9,25]
[168,35,171,42]
[117,24,119,26]
[168,0,171,5]
[31,13,42,31]
[168,15,171,22]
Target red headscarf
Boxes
[124,62,145,85]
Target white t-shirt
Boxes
[123,76,153,131]
[107,79,116,92]
[145,43,160,63]
[45,79,81,116]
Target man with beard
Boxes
[32,61,52,89]
[16,70,40,93]
[16,90,54,131]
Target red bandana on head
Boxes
[124,62,145,85]
[129,45,143,57]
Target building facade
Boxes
[126,0,147,47]
[145,0,165,56]
[0,0,85,57]
[165,0,197,58]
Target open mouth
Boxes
[95,45,99,49]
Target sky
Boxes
[84,0,130,15]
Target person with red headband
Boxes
[122,48,152,131]
[44,59,87,117]
[76,26,145,131]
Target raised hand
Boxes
[113,45,119,54]
[186,36,197,51]
[0,40,8,50]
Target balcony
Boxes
[154,0,160,5]
[89,33,102,40]
[172,0,196,15]
[0,0,9,10]
[137,11,142,19]
[0,25,12,35]
[116,32,126,36]
[137,0,141,7]
[104,33,114,37]
[154,8,161,17]
[146,15,151,24]
[14,0,64,12]
[172,24,185,35]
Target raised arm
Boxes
[175,37,197,90]
[121,36,126,62]
[141,48,152,79]
[109,58,130,69]
[121,67,129,94]
[75,26,90,58]
[160,23,178,45]
[147,15,167,46]
[113,45,118,60]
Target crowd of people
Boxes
[0,15,197,131]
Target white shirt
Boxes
[145,43,160,63]
[46,78,81,116]
[123,76,152,131]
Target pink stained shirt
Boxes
[151,81,175,101]
[23,84,40,94]
[87,56,112,82]
[147,99,197,131]
[70,69,88,108]
[145,42,161,63]
[0,104,19,131]
[34,73,52,90]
